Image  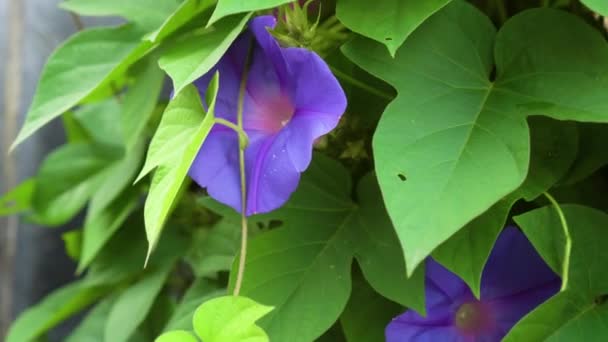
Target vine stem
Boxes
[543,192,571,291]
[233,39,254,297]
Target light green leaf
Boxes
[60,0,180,31]
[343,3,608,273]
[105,266,173,342]
[6,281,108,342]
[192,296,273,342]
[336,0,451,56]
[340,275,402,342]
[159,13,250,95]
[62,230,83,261]
[73,99,123,149]
[66,297,116,342]
[142,78,219,261]
[12,25,153,147]
[146,0,216,43]
[62,111,90,143]
[228,157,422,341]
[32,143,121,225]
[164,279,224,332]
[505,204,608,340]
[0,179,36,216]
[208,0,290,25]
[433,117,578,296]
[582,0,608,16]
[78,189,139,273]
[156,330,199,342]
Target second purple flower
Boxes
[189,15,346,215]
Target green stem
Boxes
[215,118,249,148]
[543,192,571,291]
[233,40,255,297]
[330,66,393,101]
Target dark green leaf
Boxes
[163,279,225,332]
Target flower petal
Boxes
[386,319,465,342]
[189,128,242,212]
[244,129,300,215]
[249,16,290,90]
[481,227,560,300]
[284,112,340,171]
[283,47,347,115]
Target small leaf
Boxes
[159,13,250,95]
[12,25,152,147]
[0,179,36,216]
[336,0,451,56]
[146,0,216,43]
[105,266,173,342]
[62,230,83,261]
[192,296,273,342]
[32,144,121,225]
[163,279,224,332]
[208,0,291,25]
[142,77,219,261]
[6,281,108,342]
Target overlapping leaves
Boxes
[344,1,608,274]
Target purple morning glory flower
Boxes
[189,15,346,215]
[386,227,560,342]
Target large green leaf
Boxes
[505,205,608,340]
[208,0,291,25]
[343,2,608,273]
[582,0,608,16]
[0,179,36,216]
[105,266,173,342]
[336,0,451,56]
[433,117,578,296]
[186,219,241,277]
[141,79,218,260]
[227,157,423,341]
[6,281,109,342]
[561,122,608,184]
[32,143,121,225]
[159,13,250,95]
[60,0,180,31]
[192,296,273,342]
[12,25,152,147]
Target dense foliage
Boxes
[3,0,608,341]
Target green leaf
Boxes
[105,266,173,342]
[336,0,451,56]
[340,274,402,342]
[77,189,139,273]
[582,0,608,16]
[0,179,36,216]
[146,0,216,43]
[63,111,90,143]
[192,296,273,342]
[156,330,199,342]
[6,281,108,342]
[62,230,83,261]
[505,204,608,340]
[141,78,218,260]
[12,25,153,147]
[228,157,423,341]
[208,0,291,25]
[159,13,250,95]
[343,2,608,273]
[73,99,124,149]
[433,117,578,296]
[32,143,121,225]
[60,0,181,31]
[66,297,116,342]
[164,279,224,332]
